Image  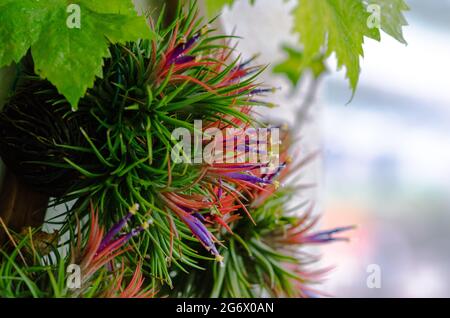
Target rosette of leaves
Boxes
[0,209,154,298]
[167,187,307,297]
[166,161,351,298]
[0,2,268,289]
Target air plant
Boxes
[0,1,271,283]
[166,125,352,298]
[0,206,153,298]
[0,1,351,297]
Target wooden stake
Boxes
[0,169,48,243]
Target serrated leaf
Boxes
[370,0,409,44]
[0,0,154,109]
[273,45,326,86]
[204,0,408,93]
[293,0,380,92]
[0,0,56,66]
[31,7,110,111]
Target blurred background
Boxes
[220,0,450,297]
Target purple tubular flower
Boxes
[249,87,277,96]
[235,144,267,155]
[304,226,355,244]
[173,55,196,65]
[237,55,258,70]
[181,212,222,261]
[224,172,272,185]
[113,219,152,248]
[216,162,266,170]
[217,177,223,200]
[121,223,148,242]
[193,212,207,222]
[263,162,287,180]
[181,206,194,213]
[98,204,140,253]
[98,212,134,253]
[241,67,259,77]
[167,33,201,65]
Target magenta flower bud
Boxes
[217,177,223,200]
[303,226,355,244]
[98,204,139,253]
[167,33,201,65]
[173,55,196,65]
[180,212,222,261]
[224,172,272,185]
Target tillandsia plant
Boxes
[167,127,353,298]
[0,206,154,298]
[0,0,408,298]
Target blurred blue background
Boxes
[221,0,450,297]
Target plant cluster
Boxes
[0,0,408,298]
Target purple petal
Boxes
[98,212,134,253]
[173,55,196,65]
[167,34,201,65]
[181,213,220,258]
[217,177,223,200]
[235,144,267,155]
[193,212,207,222]
[305,226,355,243]
[224,172,271,185]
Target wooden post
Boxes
[0,170,49,241]
[0,66,49,242]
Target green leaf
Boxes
[204,0,236,16]
[0,0,153,109]
[203,0,408,92]
[273,45,326,86]
[293,0,380,92]
[204,0,258,16]
[370,0,409,44]
[0,0,54,66]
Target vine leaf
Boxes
[273,45,327,87]
[0,0,50,67]
[371,0,409,44]
[204,0,409,93]
[293,0,380,92]
[0,0,154,110]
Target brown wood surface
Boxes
[0,169,48,243]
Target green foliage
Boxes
[370,0,409,44]
[205,0,236,16]
[0,0,399,298]
[168,188,316,298]
[204,0,256,16]
[0,0,153,109]
[273,45,327,86]
[0,226,150,298]
[293,0,380,91]
[0,2,264,290]
[205,0,409,92]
